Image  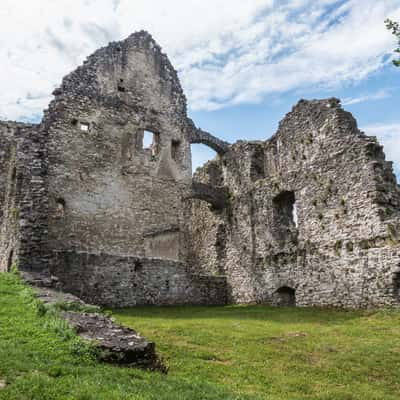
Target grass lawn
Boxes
[0,273,400,399]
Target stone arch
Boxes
[275,286,296,307]
[189,182,227,210]
[189,127,230,155]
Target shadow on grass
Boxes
[111,304,365,325]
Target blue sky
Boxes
[0,0,399,178]
[190,64,400,178]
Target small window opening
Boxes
[117,85,125,92]
[56,198,66,217]
[165,279,170,291]
[171,140,180,162]
[272,190,297,242]
[273,191,297,225]
[134,260,143,272]
[393,272,400,298]
[7,249,14,272]
[293,201,298,227]
[80,122,89,132]
[250,146,265,181]
[11,166,16,182]
[276,286,296,307]
[71,118,78,126]
[143,130,160,156]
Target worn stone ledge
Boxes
[49,251,228,307]
[189,181,228,210]
[32,285,163,370]
[143,224,179,237]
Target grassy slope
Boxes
[0,273,399,399]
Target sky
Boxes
[0,0,399,178]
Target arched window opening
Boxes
[191,144,217,176]
[276,286,296,307]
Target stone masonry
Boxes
[189,99,400,308]
[1,31,400,309]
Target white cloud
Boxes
[0,0,399,120]
[362,123,400,179]
[342,90,391,106]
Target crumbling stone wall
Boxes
[50,251,226,306]
[43,32,193,261]
[0,31,228,306]
[2,31,400,309]
[189,99,400,307]
[0,122,18,272]
[0,121,49,273]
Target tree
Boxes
[385,19,400,67]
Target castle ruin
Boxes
[1,31,400,308]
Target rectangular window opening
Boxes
[171,140,180,162]
[272,190,298,242]
[80,122,89,132]
[143,130,160,156]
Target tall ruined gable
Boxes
[43,31,193,260]
[189,98,400,307]
[30,31,226,306]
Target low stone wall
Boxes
[50,251,227,307]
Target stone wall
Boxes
[0,121,49,273]
[0,122,18,272]
[51,251,227,306]
[189,99,400,307]
[2,31,399,309]
[0,31,229,307]
[43,31,194,262]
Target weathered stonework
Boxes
[189,99,400,308]
[1,31,399,309]
[0,32,227,307]
[34,286,162,369]
[50,252,226,306]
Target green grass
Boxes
[1,273,400,399]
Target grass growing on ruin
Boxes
[1,273,400,400]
